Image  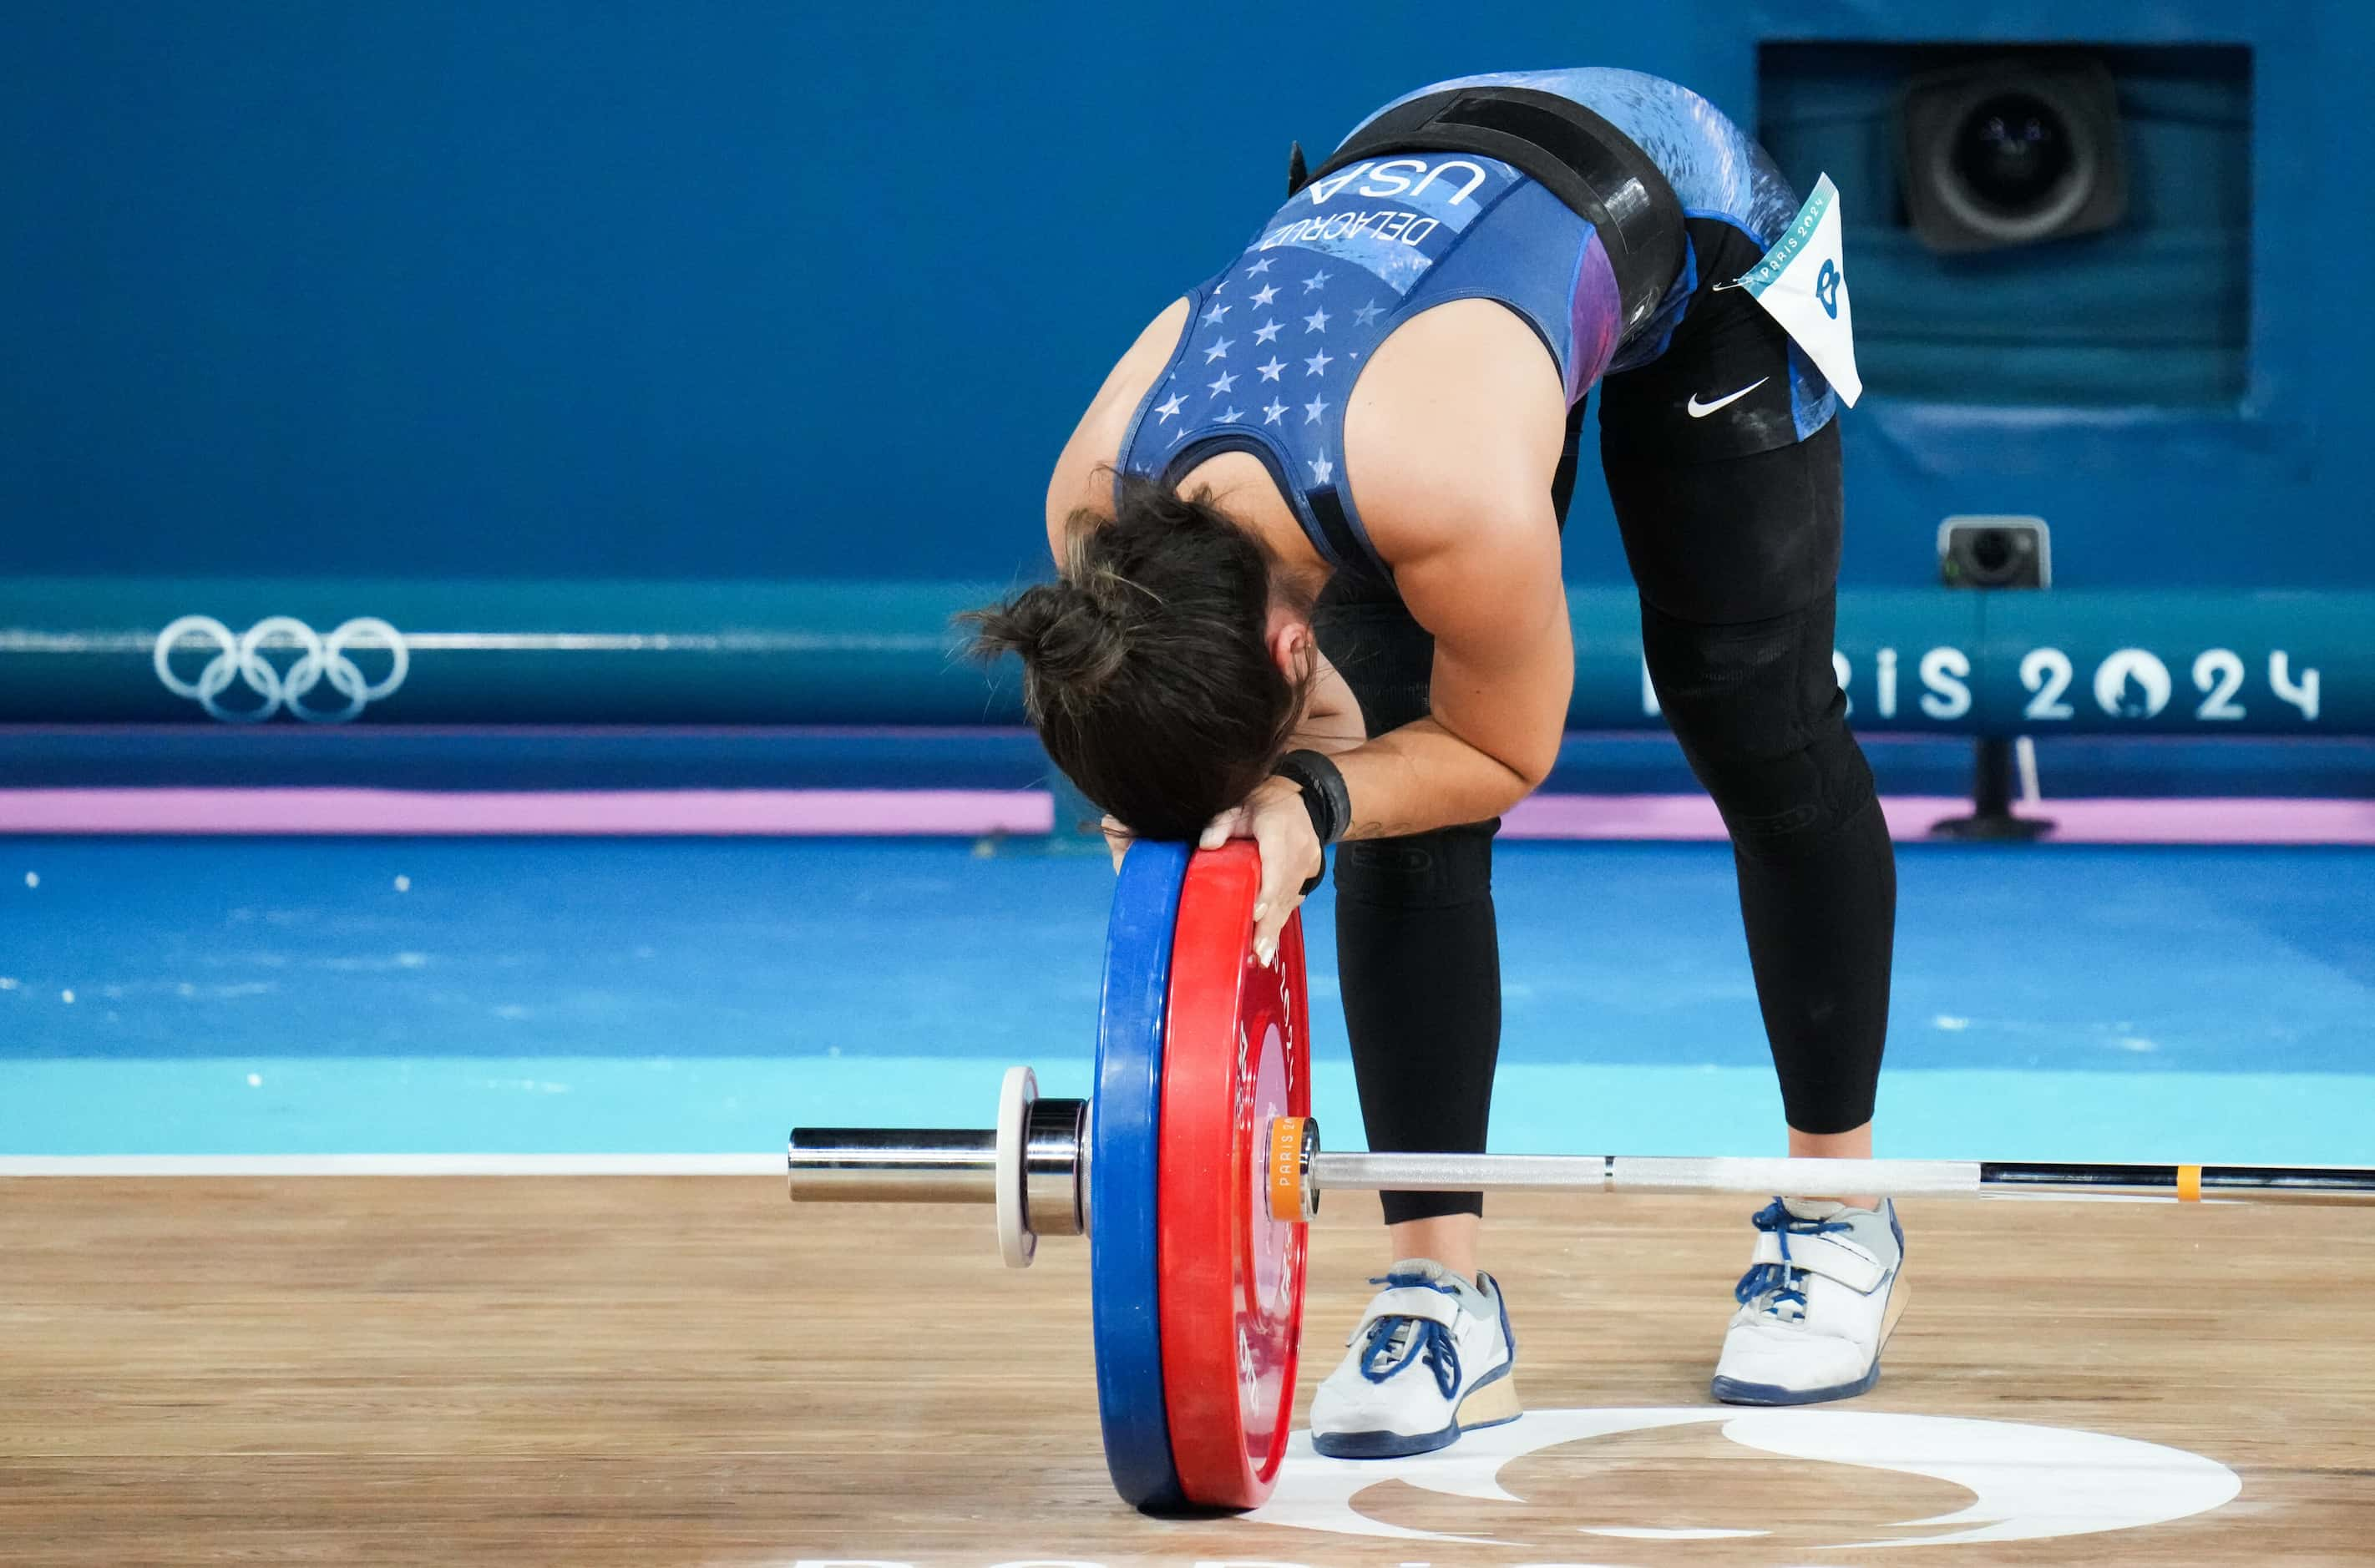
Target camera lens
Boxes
[1951,92,2073,215]
[1971,529,2014,576]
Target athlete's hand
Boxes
[1198,775,1321,967]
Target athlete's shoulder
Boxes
[1346,299,1567,564]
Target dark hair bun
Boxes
[960,578,1133,714]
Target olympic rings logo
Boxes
[152,615,410,724]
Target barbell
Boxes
[787,838,2375,1514]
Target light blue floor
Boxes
[3,837,2370,1163]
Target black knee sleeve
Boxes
[1640,594,1876,857]
[1643,597,1896,1136]
[1333,820,1501,1225]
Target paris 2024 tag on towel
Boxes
[1734,173,1862,407]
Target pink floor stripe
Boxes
[0,788,2369,844]
[1501,792,2375,846]
[0,787,1054,837]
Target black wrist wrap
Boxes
[1271,750,1351,897]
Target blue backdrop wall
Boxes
[2,1,2362,590]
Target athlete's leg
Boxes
[1311,584,1504,1281]
[1307,584,1518,1450]
[1312,387,1587,1279]
[1603,418,1896,1144]
[1595,195,1895,1162]
[1602,411,1905,1403]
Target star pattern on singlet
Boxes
[1134,250,1366,507]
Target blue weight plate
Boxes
[1089,837,1192,1512]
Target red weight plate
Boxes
[1157,842,1312,1510]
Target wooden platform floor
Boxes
[3,1177,2371,1565]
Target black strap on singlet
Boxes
[1294,87,1687,333]
[1303,484,1378,585]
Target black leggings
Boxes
[1312,416,1896,1225]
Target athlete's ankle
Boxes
[1385,1215,1481,1284]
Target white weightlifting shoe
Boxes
[1711,1197,1907,1405]
[1309,1259,1522,1458]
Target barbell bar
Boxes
[793,1102,2375,1247]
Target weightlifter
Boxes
[967,68,1903,1458]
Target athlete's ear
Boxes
[1264,607,1314,683]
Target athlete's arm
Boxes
[1230,478,1570,962]
[1343,495,1572,834]
[1335,299,1573,832]
[1233,301,1572,959]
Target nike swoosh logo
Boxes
[1686,377,1770,418]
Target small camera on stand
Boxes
[1938,516,2051,589]
[1932,516,2055,841]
